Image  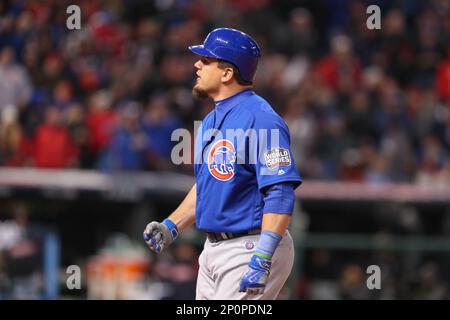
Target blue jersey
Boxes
[194,89,302,233]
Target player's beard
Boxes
[192,85,209,100]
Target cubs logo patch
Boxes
[245,241,254,250]
[208,139,236,181]
[264,147,291,170]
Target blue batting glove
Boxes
[143,218,178,254]
[239,254,272,295]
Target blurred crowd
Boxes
[300,248,450,300]
[0,0,449,183]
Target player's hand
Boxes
[239,254,271,295]
[143,218,178,254]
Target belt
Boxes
[206,228,261,243]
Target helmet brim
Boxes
[188,45,219,59]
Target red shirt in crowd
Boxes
[314,55,362,91]
[33,124,79,168]
[436,58,450,102]
[3,137,34,167]
[87,109,117,154]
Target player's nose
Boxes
[194,59,202,70]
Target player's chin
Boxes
[192,85,209,100]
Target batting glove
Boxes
[143,218,178,254]
[239,254,272,295]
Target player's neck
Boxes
[212,84,253,102]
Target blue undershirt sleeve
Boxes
[262,182,295,214]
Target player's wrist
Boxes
[249,254,272,273]
[162,218,179,241]
[254,252,272,260]
[254,230,282,259]
[247,231,281,274]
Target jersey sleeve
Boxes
[250,113,302,191]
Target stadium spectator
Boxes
[142,94,182,171]
[86,90,117,157]
[0,47,32,110]
[436,45,450,103]
[33,107,79,168]
[0,204,42,300]
[98,102,148,171]
[0,104,34,166]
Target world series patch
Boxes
[264,147,291,170]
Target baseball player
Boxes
[143,28,302,300]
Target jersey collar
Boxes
[214,88,253,112]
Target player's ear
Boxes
[221,67,235,83]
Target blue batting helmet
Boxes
[188,28,261,82]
